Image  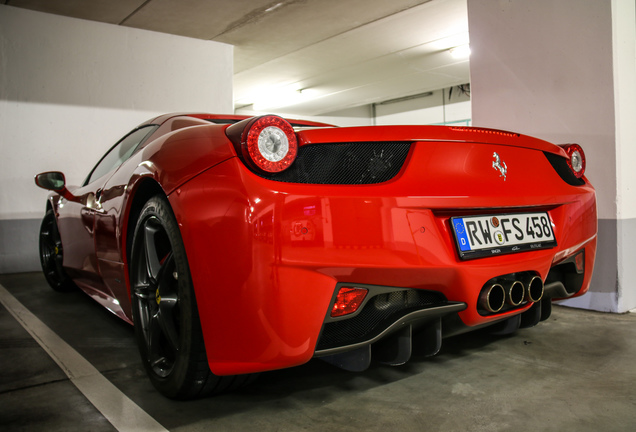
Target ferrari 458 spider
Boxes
[35,113,597,399]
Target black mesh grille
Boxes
[543,152,585,186]
[316,289,446,351]
[256,142,412,184]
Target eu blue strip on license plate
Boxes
[451,212,557,260]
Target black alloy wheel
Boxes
[130,195,252,399]
[39,209,75,292]
[132,214,180,379]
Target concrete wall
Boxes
[0,5,233,273]
[467,0,636,312]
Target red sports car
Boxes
[35,113,597,399]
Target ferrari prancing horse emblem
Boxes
[492,152,507,181]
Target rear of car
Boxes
[170,117,597,376]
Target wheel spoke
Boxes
[53,240,64,270]
[40,222,54,255]
[134,287,153,328]
[143,219,162,281]
[155,252,180,353]
[133,281,153,300]
[150,356,168,371]
[40,230,53,245]
[155,251,174,288]
[142,306,153,339]
[156,307,179,353]
[42,237,55,252]
[147,312,164,366]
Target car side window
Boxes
[85,125,157,185]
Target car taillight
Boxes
[238,115,298,173]
[331,287,368,318]
[560,144,586,179]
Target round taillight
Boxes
[561,144,586,179]
[243,116,297,173]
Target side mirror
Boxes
[35,171,66,191]
[35,171,75,201]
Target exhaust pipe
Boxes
[503,280,525,306]
[523,275,544,303]
[479,283,506,313]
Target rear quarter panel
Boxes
[92,123,237,320]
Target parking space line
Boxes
[0,283,168,432]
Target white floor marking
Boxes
[0,283,168,432]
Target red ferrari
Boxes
[35,113,597,399]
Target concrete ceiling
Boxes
[5,0,470,116]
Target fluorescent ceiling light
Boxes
[449,44,471,59]
[431,31,470,51]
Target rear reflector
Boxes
[331,287,368,318]
[575,250,585,273]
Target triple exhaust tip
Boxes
[479,275,544,313]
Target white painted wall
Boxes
[468,0,635,312]
[0,5,233,220]
[0,5,233,272]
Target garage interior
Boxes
[1,0,635,431]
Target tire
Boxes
[129,195,251,399]
[39,209,75,292]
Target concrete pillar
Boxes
[467,0,636,312]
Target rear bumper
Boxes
[170,146,597,375]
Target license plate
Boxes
[451,212,557,260]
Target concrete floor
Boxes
[1,272,635,432]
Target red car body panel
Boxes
[45,113,597,377]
